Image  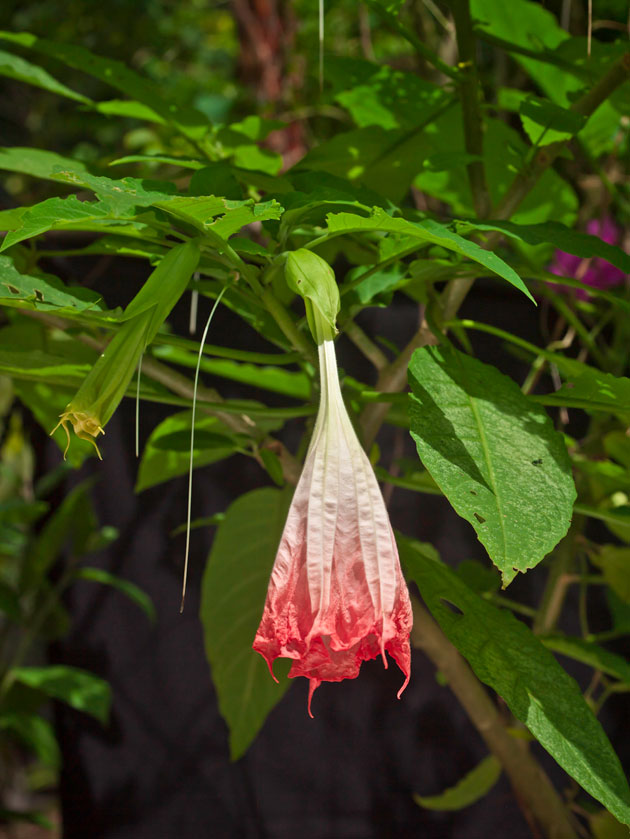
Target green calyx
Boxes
[285,249,339,345]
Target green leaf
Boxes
[326,209,534,302]
[408,345,576,585]
[135,410,238,492]
[0,195,130,252]
[532,367,630,420]
[415,755,502,811]
[0,48,90,103]
[161,196,283,239]
[0,31,209,141]
[11,666,111,724]
[0,256,103,313]
[21,480,99,590]
[592,547,630,603]
[0,712,61,768]
[200,487,292,759]
[94,98,164,123]
[329,58,448,131]
[151,345,310,400]
[465,219,630,275]
[0,349,89,383]
[519,96,587,145]
[540,635,630,683]
[0,146,89,183]
[75,567,156,623]
[400,540,630,824]
[296,125,439,203]
[590,810,630,839]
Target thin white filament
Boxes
[319,0,324,93]
[180,284,229,613]
[135,353,143,458]
[189,271,199,335]
[587,0,592,56]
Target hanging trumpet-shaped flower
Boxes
[253,254,412,713]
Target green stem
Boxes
[261,288,317,364]
[371,4,459,79]
[451,0,491,218]
[533,521,582,635]
[342,318,388,371]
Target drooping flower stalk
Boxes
[51,240,200,458]
[253,337,412,715]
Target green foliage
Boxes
[408,345,576,585]
[415,755,502,811]
[11,666,111,723]
[401,540,630,824]
[200,488,292,759]
[0,1,629,828]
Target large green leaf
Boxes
[135,410,238,492]
[0,48,90,103]
[11,666,111,724]
[200,487,292,759]
[0,31,209,141]
[466,220,630,275]
[400,540,630,824]
[326,209,533,302]
[408,345,576,584]
[415,755,502,811]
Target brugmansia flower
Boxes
[253,338,412,715]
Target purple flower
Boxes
[549,217,627,300]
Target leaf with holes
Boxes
[0,256,103,312]
[200,488,292,759]
[408,344,576,585]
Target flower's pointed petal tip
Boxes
[396,671,411,701]
[307,678,321,719]
[254,647,280,684]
